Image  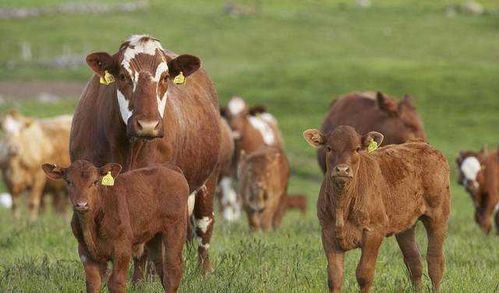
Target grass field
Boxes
[1,0,498,292]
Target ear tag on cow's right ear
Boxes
[173,71,186,85]
[99,70,115,85]
[367,139,378,153]
[101,171,114,186]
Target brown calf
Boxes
[456,148,499,234]
[318,91,426,173]
[239,146,289,231]
[304,126,450,293]
[42,160,188,293]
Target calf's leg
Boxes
[10,192,21,220]
[422,217,447,293]
[356,231,383,293]
[108,251,131,293]
[28,173,46,222]
[79,246,107,293]
[145,234,165,282]
[395,226,422,292]
[495,209,499,235]
[163,222,186,293]
[322,229,344,293]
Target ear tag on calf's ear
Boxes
[99,70,115,85]
[101,171,115,186]
[173,71,186,85]
[367,139,378,153]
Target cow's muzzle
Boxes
[127,116,164,139]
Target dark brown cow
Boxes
[317,91,426,173]
[304,126,450,293]
[239,146,289,231]
[70,35,221,274]
[456,148,499,234]
[42,160,188,293]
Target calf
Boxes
[42,160,189,293]
[318,91,426,173]
[304,126,450,293]
[456,148,499,234]
[239,146,289,231]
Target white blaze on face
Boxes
[117,90,133,124]
[248,116,275,145]
[153,62,169,118]
[228,97,246,115]
[461,156,481,182]
[196,216,213,233]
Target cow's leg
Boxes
[271,195,287,229]
[10,192,21,220]
[494,207,499,235]
[131,244,148,285]
[193,173,217,274]
[28,173,46,222]
[108,250,131,293]
[79,245,107,293]
[422,217,447,293]
[219,176,241,222]
[356,231,383,293]
[145,234,164,282]
[395,225,422,292]
[163,220,186,292]
[322,230,344,293]
[246,210,260,231]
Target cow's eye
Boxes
[119,73,126,81]
[326,146,332,152]
[162,75,169,83]
[355,146,361,152]
[93,179,100,186]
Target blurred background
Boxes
[0,0,498,292]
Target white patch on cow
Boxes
[494,203,499,213]
[219,177,241,222]
[248,116,275,145]
[187,192,196,216]
[117,90,133,124]
[0,193,12,209]
[153,62,168,82]
[259,112,276,124]
[195,236,210,249]
[196,216,212,233]
[461,157,481,181]
[80,254,87,264]
[121,35,164,76]
[228,97,246,115]
[3,116,23,135]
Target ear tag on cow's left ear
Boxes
[173,71,186,85]
[367,139,378,153]
[101,171,114,186]
[99,70,115,85]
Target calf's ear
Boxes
[249,105,267,116]
[86,52,117,76]
[42,163,64,180]
[168,54,201,78]
[376,92,398,116]
[362,131,384,149]
[99,163,122,178]
[303,129,325,148]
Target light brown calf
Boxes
[239,146,289,231]
[304,126,450,293]
[43,160,189,293]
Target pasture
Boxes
[0,0,498,292]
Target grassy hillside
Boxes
[0,0,498,292]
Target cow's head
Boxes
[304,126,383,190]
[221,96,250,140]
[42,160,122,213]
[86,35,201,139]
[455,150,486,205]
[376,92,426,144]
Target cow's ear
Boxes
[42,163,65,180]
[86,52,117,76]
[303,129,325,148]
[376,92,398,116]
[99,163,122,178]
[362,131,384,149]
[220,107,228,118]
[168,54,201,78]
[249,105,267,116]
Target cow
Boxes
[70,35,221,274]
[456,148,499,234]
[42,160,189,293]
[303,125,450,293]
[0,110,71,220]
[238,146,289,231]
[317,91,426,173]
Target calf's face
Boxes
[42,160,122,213]
[86,35,201,140]
[304,126,383,189]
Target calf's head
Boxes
[86,35,201,139]
[304,126,383,190]
[42,160,122,213]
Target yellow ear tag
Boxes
[367,139,378,153]
[101,171,115,186]
[173,71,186,85]
[99,70,115,85]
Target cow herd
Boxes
[0,35,497,293]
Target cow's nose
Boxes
[333,164,352,177]
[74,202,88,211]
[137,119,160,131]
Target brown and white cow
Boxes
[456,148,499,235]
[0,110,71,221]
[304,126,450,293]
[70,35,221,274]
[317,91,426,173]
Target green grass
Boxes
[0,0,498,292]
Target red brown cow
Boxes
[238,146,289,231]
[70,35,221,274]
[317,91,426,173]
[456,148,499,234]
[304,126,450,293]
[42,160,188,293]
